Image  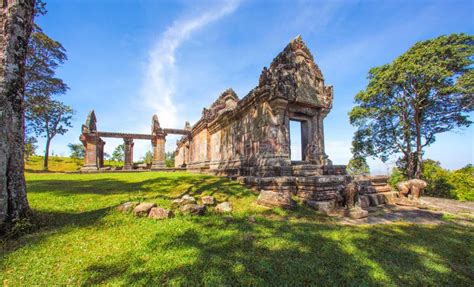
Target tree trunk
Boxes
[414,110,423,179]
[43,138,50,170]
[0,0,36,224]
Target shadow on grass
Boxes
[26,175,253,200]
[1,175,256,256]
[81,217,474,286]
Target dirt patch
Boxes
[339,197,474,226]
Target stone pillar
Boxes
[151,136,166,169]
[124,138,134,170]
[305,110,331,165]
[80,134,98,171]
[97,139,105,168]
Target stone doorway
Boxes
[289,120,308,161]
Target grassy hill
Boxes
[1,171,472,285]
[25,156,123,172]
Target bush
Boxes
[388,167,406,188]
[390,160,474,201]
[449,165,474,201]
[422,160,455,199]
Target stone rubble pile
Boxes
[116,195,233,220]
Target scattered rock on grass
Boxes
[133,202,157,217]
[172,195,196,208]
[201,195,215,205]
[116,202,138,213]
[248,216,256,223]
[180,204,206,216]
[215,202,233,213]
[223,215,234,223]
[148,207,173,219]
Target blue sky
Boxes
[36,0,473,174]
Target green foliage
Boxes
[68,143,85,159]
[111,144,125,162]
[142,151,153,164]
[165,151,175,167]
[388,167,406,188]
[24,136,37,161]
[390,160,474,201]
[450,165,474,201]
[422,160,474,201]
[26,98,74,170]
[347,156,370,175]
[422,160,455,199]
[0,172,471,285]
[350,34,474,179]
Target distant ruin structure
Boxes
[79,111,189,171]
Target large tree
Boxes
[27,98,73,170]
[0,0,36,225]
[68,143,85,159]
[350,34,473,179]
[25,23,68,109]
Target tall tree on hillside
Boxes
[27,99,73,170]
[25,24,68,105]
[0,0,36,225]
[350,34,474,179]
[111,144,125,162]
[24,136,38,162]
[68,143,85,159]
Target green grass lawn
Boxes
[25,156,123,172]
[1,172,473,286]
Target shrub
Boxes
[388,167,406,188]
[422,160,455,199]
[389,160,473,201]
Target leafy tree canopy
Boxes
[350,33,473,179]
[26,99,74,169]
[68,143,85,159]
[111,144,125,162]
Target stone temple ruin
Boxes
[80,36,394,215]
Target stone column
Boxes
[124,138,134,170]
[80,134,98,171]
[305,110,331,165]
[151,136,166,169]
[97,139,105,168]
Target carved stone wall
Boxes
[175,36,334,176]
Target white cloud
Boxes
[141,0,240,128]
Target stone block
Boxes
[215,202,233,213]
[148,207,173,219]
[116,202,138,213]
[133,202,157,217]
[379,191,398,204]
[201,196,215,205]
[180,204,206,215]
[256,190,296,210]
[304,200,336,215]
[344,207,368,219]
[368,194,380,206]
[374,185,392,193]
[359,195,370,209]
[376,193,386,205]
[172,195,196,208]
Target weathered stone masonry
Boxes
[80,112,188,171]
[175,36,340,175]
[173,36,361,209]
[80,36,394,212]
